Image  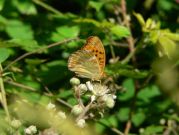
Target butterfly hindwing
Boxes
[68,50,101,80]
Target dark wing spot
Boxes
[96,50,98,52]
[99,51,104,54]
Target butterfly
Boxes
[68,36,106,81]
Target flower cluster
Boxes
[70,77,116,128]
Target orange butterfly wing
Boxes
[81,36,106,75]
[68,36,106,80]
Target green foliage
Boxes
[0,0,178,134]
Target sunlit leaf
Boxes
[137,85,161,103]
[0,48,10,63]
[88,1,104,12]
[110,25,130,38]
[117,107,130,121]
[132,112,146,126]
[165,33,179,41]
[12,0,37,15]
[118,78,135,101]
[133,12,145,27]
[6,20,34,39]
[158,35,176,58]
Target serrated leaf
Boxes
[133,12,145,27]
[165,33,179,41]
[110,25,130,38]
[8,39,40,52]
[144,125,164,134]
[137,85,161,103]
[158,35,176,58]
[0,48,10,63]
[132,112,146,126]
[95,123,106,134]
[12,0,37,15]
[106,63,149,79]
[117,107,130,121]
[108,115,118,127]
[118,78,135,101]
[51,25,79,42]
[6,20,34,39]
[89,1,104,12]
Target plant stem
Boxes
[32,0,63,16]
[0,64,11,121]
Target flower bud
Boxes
[105,96,115,108]
[160,118,166,125]
[78,84,88,94]
[70,77,80,86]
[46,102,56,111]
[76,119,86,128]
[24,125,37,134]
[71,104,83,115]
[57,111,66,120]
[139,128,144,133]
[11,119,22,129]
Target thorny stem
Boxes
[76,100,93,122]
[4,37,79,71]
[120,0,135,55]
[120,0,138,134]
[0,64,11,121]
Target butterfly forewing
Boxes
[68,36,105,80]
[81,36,106,73]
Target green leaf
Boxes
[165,33,179,41]
[0,0,5,11]
[106,63,149,79]
[12,0,37,15]
[6,20,34,39]
[8,39,40,52]
[0,48,10,63]
[144,125,164,134]
[132,112,146,126]
[118,78,135,101]
[95,123,106,134]
[117,107,130,121]
[110,25,130,38]
[88,1,104,12]
[108,115,118,127]
[133,12,145,27]
[158,35,176,58]
[58,90,73,98]
[51,25,79,42]
[137,85,161,103]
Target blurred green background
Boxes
[0,0,179,134]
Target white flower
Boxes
[105,96,115,108]
[71,104,83,115]
[86,81,94,91]
[57,111,66,119]
[76,119,86,128]
[92,83,109,96]
[11,119,22,129]
[78,84,88,94]
[46,102,56,110]
[24,125,37,134]
[91,95,96,102]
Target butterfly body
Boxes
[68,36,105,81]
